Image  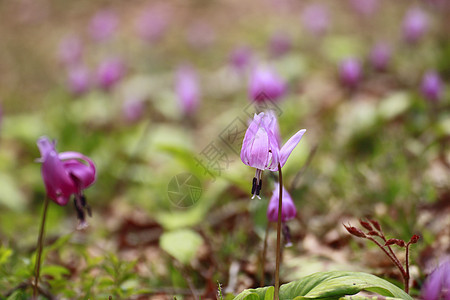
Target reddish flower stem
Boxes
[367,236,408,292]
[33,196,50,298]
[274,163,283,300]
[405,243,411,294]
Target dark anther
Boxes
[80,194,87,207]
[282,223,292,247]
[256,179,262,196]
[74,197,85,223]
[80,194,92,217]
[251,177,257,194]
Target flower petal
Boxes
[59,151,96,188]
[37,139,77,205]
[279,129,306,168]
[248,126,270,170]
[240,112,264,166]
[62,159,96,189]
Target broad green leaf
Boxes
[160,229,203,265]
[233,271,412,300]
[282,271,411,299]
[339,296,405,300]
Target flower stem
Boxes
[33,196,50,298]
[367,236,407,290]
[405,243,411,294]
[260,222,270,287]
[274,163,283,300]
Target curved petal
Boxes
[41,151,77,205]
[262,110,281,147]
[279,129,306,168]
[267,184,297,222]
[266,129,280,171]
[240,112,264,166]
[62,159,96,189]
[37,136,56,159]
[59,151,97,187]
[248,126,270,170]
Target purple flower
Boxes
[402,7,429,44]
[96,57,125,90]
[37,137,96,205]
[421,260,450,300]
[349,0,378,16]
[89,10,118,42]
[67,66,90,95]
[240,111,306,199]
[370,42,391,71]
[267,184,297,222]
[123,97,144,123]
[229,46,253,72]
[37,137,96,227]
[135,4,170,43]
[175,65,200,116]
[269,31,292,58]
[249,65,287,102]
[339,58,362,88]
[301,4,330,36]
[58,35,83,67]
[421,71,444,102]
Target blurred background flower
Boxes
[89,9,118,42]
[402,7,429,44]
[339,57,362,88]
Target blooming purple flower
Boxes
[269,31,292,58]
[175,65,200,116]
[402,7,429,44]
[135,4,170,43]
[349,0,378,16]
[37,137,96,227]
[267,184,297,222]
[229,46,253,72]
[339,58,362,88]
[370,42,391,71]
[240,111,306,199]
[421,260,450,300]
[67,66,90,95]
[89,10,118,42]
[421,71,444,102]
[301,4,330,36]
[249,65,287,102]
[58,35,83,67]
[96,57,125,90]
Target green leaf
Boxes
[160,229,203,265]
[40,265,70,280]
[233,286,272,300]
[233,271,412,300]
[282,271,411,299]
[0,246,13,266]
[339,296,405,300]
[6,289,27,300]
